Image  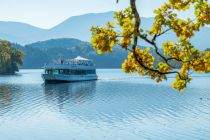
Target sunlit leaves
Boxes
[114,8,134,27]
[151,0,208,41]
[122,48,155,75]
[203,52,210,72]
[172,63,192,92]
[162,41,182,61]
[91,22,119,54]
[189,51,210,72]
[91,8,134,52]
[122,48,169,82]
[135,47,155,69]
[195,1,210,26]
[158,62,171,73]
[90,0,210,92]
[0,40,24,73]
[169,0,192,10]
[121,37,131,48]
[114,8,134,48]
[122,53,136,73]
[0,40,12,65]
[172,73,192,92]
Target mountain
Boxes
[1,11,210,50]
[0,12,116,45]
[0,21,46,44]
[12,38,181,69]
[12,38,127,69]
[49,12,115,41]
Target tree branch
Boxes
[138,32,176,68]
[130,0,187,81]
[152,28,172,42]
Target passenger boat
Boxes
[42,56,97,83]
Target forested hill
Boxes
[12,38,181,69]
[12,38,127,69]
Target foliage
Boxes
[14,38,180,69]
[0,40,24,74]
[91,0,210,92]
[12,39,128,69]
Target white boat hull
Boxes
[42,74,97,83]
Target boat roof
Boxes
[44,56,95,69]
[68,56,93,64]
[73,56,89,61]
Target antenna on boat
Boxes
[58,54,64,64]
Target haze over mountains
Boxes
[0,12,116,44]
[1,11,210,68]
[1,11,210,50]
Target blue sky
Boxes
[0,0,170,29]
[0,0,200,28]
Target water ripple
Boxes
[0,69,210,140]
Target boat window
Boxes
[45,69,53,74]
[59,70,64,74]
[73,70,95,75]
[53,69,96,75]
[53,70,59,74]
[64,70,69,74]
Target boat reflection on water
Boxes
[0,84,23,117]
[43,81,96,110]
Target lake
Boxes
[0,69,210,140]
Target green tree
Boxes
[91,0,210,91]
[0,40,24,74]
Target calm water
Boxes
[0,69,210,140]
